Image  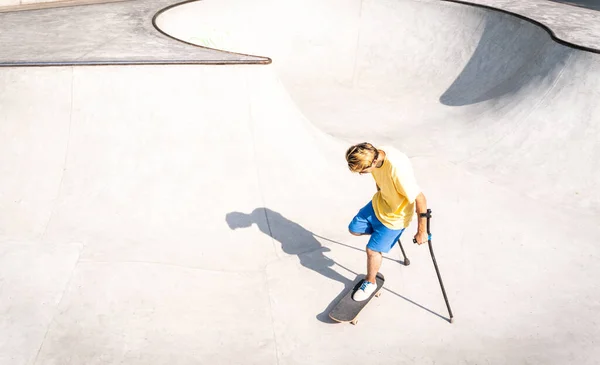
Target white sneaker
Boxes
[352,280,377,301]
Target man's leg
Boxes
[364,225,404,284]
[366,248,382,284]
[352,245,382,301]
[350,231,380,284]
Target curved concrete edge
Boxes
[0,59,271,67]
[0,0,271,67]
[155,0,600,58]
[444,0,600,54]
[152,0,273,65]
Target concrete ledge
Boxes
[0,0,269,66]
[0,0,127,13]
[445,0,600,53]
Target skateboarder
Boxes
[345,142,429,301]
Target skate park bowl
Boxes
[1,0,600,364]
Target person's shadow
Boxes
[226,207,446,323]
[226,207,363,322]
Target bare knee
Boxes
[366,248,382,257]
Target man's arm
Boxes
[414,192,428,245]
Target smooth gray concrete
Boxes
[550,0,600,11]
[0,0,128,14]
[0,0,268,65]
[1,0,600,364]
[448,0,600,52]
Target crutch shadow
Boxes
[325,256,450,323]
[225,207,448,323]
[312,234,451,323]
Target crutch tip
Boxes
[450,318,454,324]
[404,259,410,266]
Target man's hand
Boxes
[414,231,429,245]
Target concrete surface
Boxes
[0,0,128,14]
[0,0,19,8]
[1,0,600,364]
[447,0,600,52]
[0,0,267,65]
[550,0,600,11]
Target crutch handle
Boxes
[413,234,432,244]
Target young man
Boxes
[346,142,429,301]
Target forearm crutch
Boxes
[397,239,410,266]
[413,209,454,323]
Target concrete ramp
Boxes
[156,0,600,214]
[1,0,599,364]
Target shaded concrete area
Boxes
[440,12,573,106]
[446,0,600,52]
[550,0,600,11]
[1,0,600,364]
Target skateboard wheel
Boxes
[351,319,358,325]
[375,291,382,298]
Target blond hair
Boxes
[345,142,377,172]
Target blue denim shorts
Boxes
[349,201,405,253]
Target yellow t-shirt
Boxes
[371,146,421,229]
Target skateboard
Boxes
[328,273,385,325]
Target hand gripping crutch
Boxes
[412,209,454,323]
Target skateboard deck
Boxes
[328,273,385,325]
